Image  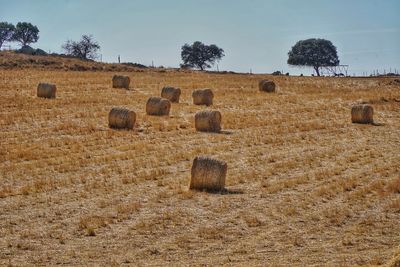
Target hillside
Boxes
[0,51,171,72]
[0,54,400,266]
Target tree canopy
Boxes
[181,41,225,70]
[62,35,100,60]
[12,22,39,47]
[287,38,339,76]
[0,22,15,49]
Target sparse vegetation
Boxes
[62,34,100,60]
[16,45,47,56]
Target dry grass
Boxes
[0,62,399,265]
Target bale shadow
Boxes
[219,130,234,135]
[197,130,234,135]
[109,127,134,131]
[353,122,385,127]
[194,188,244,195]
[221,188,244,195]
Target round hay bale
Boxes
[146,97,171,116]
[112,75,130,89]
[190,156,227,191]
[258,79,276,92]
[195,110,221,133]
[108,107,136,129]
[192,88,214,106]
[37,83,56,99]
[351,104,373,124]
[161,86,181,103]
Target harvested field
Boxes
[0,68,400,266]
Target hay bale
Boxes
[195,110,221,133]
[161,86,181,103]
[351,104,374,124]
[108,107,136,129]
[146,97,171,116]
[37,83,56,98]
[258,79,276,92]
[192,88,214,106]
[112,75,130,89]
[190,156,227,191]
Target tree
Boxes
[181,41,225,71]
[0,22,15,49]
[62,35,100,60]
[287,38,339,76]
[12,22,39,47]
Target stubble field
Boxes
[0,68,399,266]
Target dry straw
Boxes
[108,107,136,129]
[259,79,276,92]
[192,88,214,106]
[161,86,181,103]
[190,156,227,191]
[351,104,374,124]
[195,110,222,132]
[37,83,56,98]
[112,75,130,89]
[386,246,400,267]
[146,97,171,116]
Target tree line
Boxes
[0,21,100,60]
[0,21,340,76]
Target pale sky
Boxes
[1,0,399,75]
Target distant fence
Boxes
[314,65,399,77]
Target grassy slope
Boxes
[0,51,171,72]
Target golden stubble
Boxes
[0,69,399,266]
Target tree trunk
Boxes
[314,66,320,76]
[22,37,28,47]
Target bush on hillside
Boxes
[121,62,148,69]
[272,71,282,76]
[16,45,47,56]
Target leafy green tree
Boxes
[0,22,15,49]
[287,38,339,76]
[181,41,225,70]
[12,22,39,47]
[62,35,100,60]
